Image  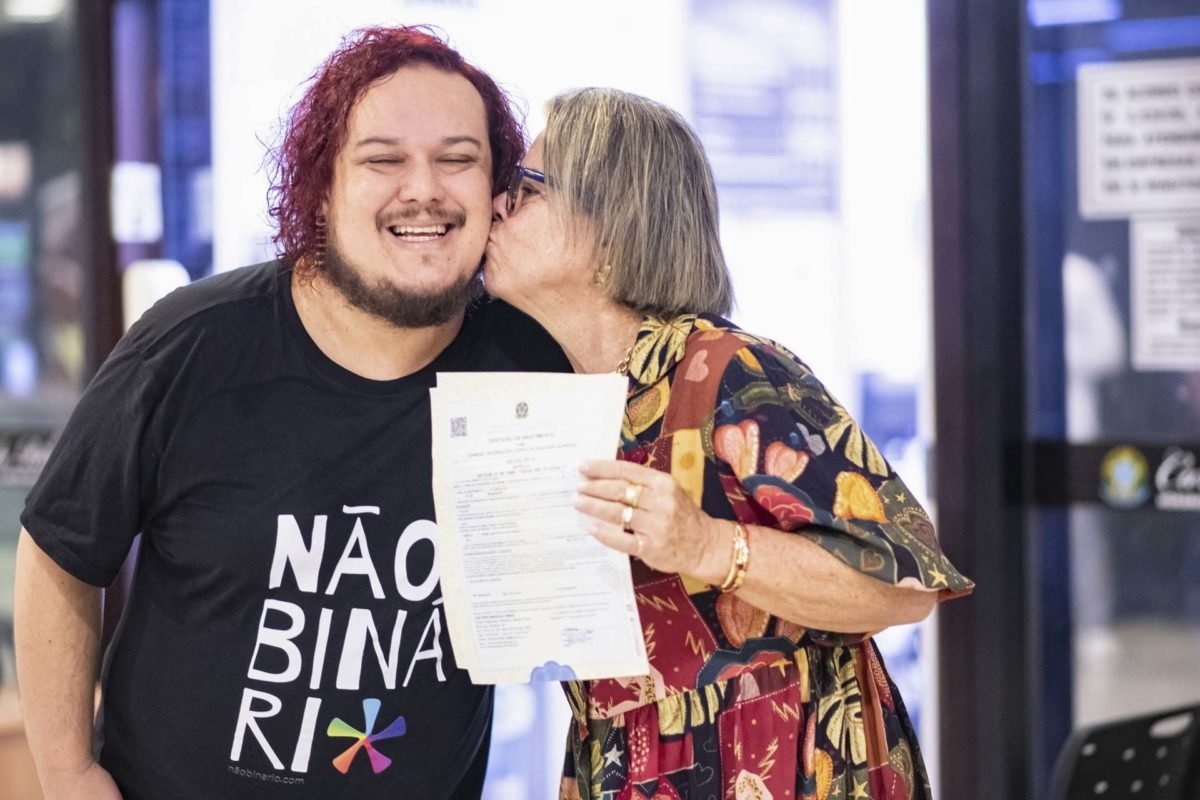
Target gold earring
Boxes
[312,215,328,272]
[592,264,612,287]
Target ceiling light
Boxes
[4,0,68,22]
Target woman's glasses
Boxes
[506,164,546,215]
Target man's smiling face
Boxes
[321,63,494,327]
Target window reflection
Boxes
[0,7,85,787]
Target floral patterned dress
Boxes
[560,314,973,800]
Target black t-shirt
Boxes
[21,261,569,799]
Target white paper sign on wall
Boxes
[1078,58,1200,220]
[111,161,163,244]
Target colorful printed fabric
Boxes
[561,314,972,800]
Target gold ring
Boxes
[621,504,635,531]
[623,483,643,508]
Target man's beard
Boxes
[322,239,484,329]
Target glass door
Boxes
[1023,0,1200,792]
[0,1,114,797]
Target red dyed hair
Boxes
[267,25,525,265]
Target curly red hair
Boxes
[267,25,525,266]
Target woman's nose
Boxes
[491,192,508,222]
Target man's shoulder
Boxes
[468,297,546,335]
[142,260,281,325]
[126,260,284,353]
[459,298,569,372]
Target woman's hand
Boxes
[575,459,728,582]
[575,460,938,632]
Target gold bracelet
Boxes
[717,523,750,593]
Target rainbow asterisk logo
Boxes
[327,698,407,774]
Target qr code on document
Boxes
[450,416,467,438]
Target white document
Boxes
[430,372,648,685]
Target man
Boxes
[14,26,565,799]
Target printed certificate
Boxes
[430,372,647,684]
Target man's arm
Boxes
[13,528,121,799]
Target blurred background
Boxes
[0,0,1198,797]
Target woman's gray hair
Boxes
[543,87,733,317]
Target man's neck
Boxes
[291,271,465,381]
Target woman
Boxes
[486,88,972,800]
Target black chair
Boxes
[1051,702,1200,799]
